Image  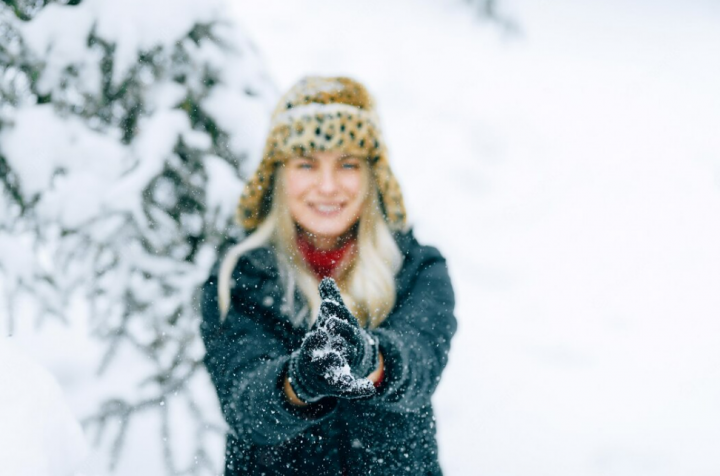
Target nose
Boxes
[316,164,338,195]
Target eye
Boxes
[296,161,314,170]
[339,156,362,170]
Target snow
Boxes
[202,84,271,163]
[22,0,226,88]
[0,233,35,285]
[322,360,353,383]
[2,0,719,474]
[204,155,246,219]
[0,100,203,233]
[2,105,123,202]
[1,0,271,473]
[19,3,98,96]
[229,0,720,474]
[0,338,87,476]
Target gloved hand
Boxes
[316,278,379,380]
[288,278,378,403]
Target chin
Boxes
[302,217,355,238]
[305,225,349,238]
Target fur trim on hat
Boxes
[237,76,407,232]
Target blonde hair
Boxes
[218,162,403,329]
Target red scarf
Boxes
[296,234,355,280]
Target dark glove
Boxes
[288,330,376,403]
[316,278,379,380]
[288,280,378,403]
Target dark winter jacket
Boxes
[200,230,457,475]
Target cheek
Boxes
[283,177,306,223]
[340,174,366,201]
[284,172,310,203]
[341,175,370,221]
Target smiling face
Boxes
[283,151,369,250]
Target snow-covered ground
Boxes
[3,0,720,474]
[0,339,87,476]
[230,0,720,475]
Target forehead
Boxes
[290,151,361,162]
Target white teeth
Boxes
[315,204,340,213]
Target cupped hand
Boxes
[288,323,375,404]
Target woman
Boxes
[201,76,457,475]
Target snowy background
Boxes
[231,1,720,474]
[3,0,720,475]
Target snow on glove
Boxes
[288,326,376,404]
[316,278,380,380]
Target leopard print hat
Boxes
[236,76,407,232]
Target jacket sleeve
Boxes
[370,251,457,412]
[199,268,336,445]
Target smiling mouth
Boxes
[310,203,344,215]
